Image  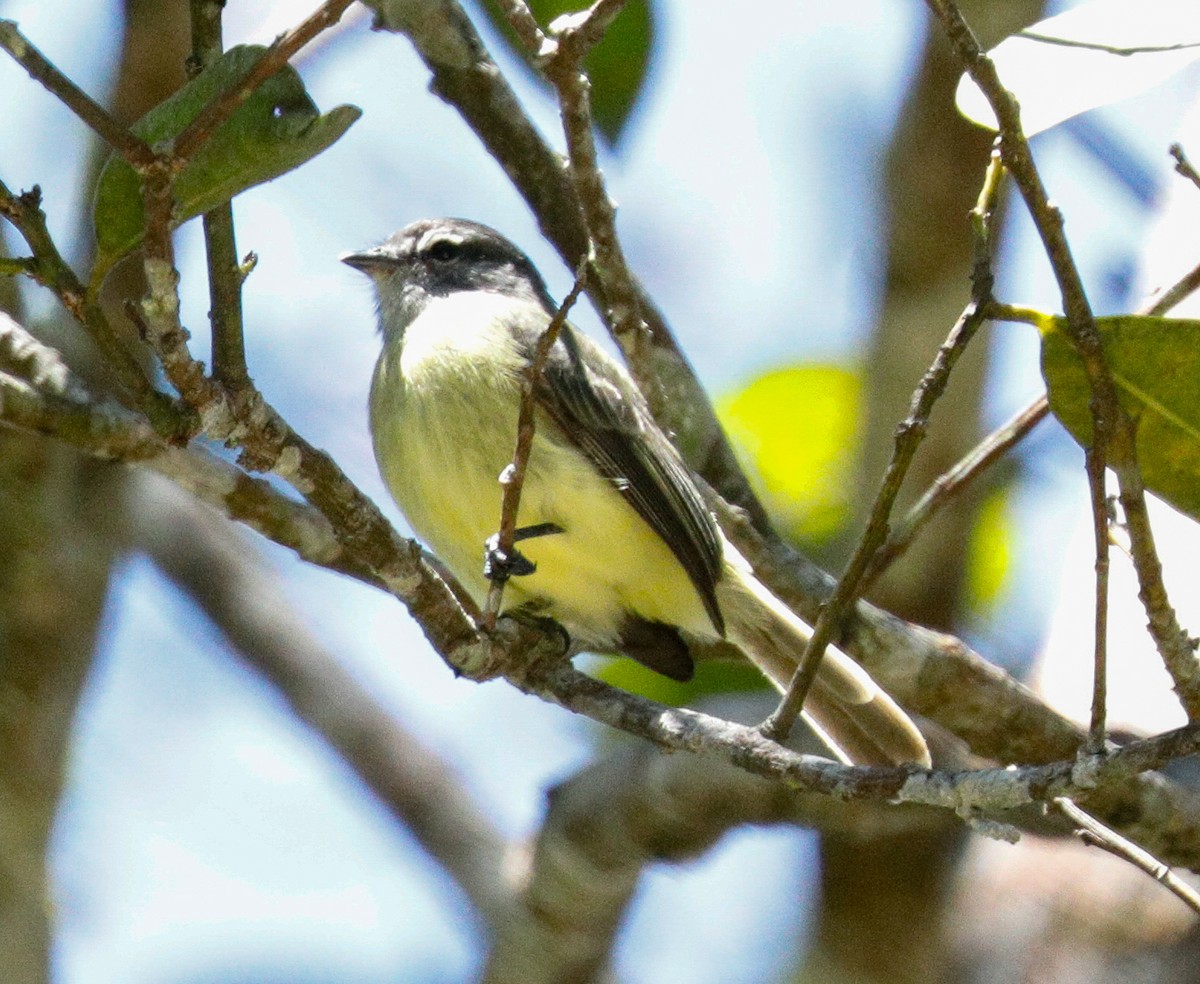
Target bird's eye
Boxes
[426,239,459,262]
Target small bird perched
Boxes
[344,218,929,767]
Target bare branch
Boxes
[484,261,588,626]
[1056,797,1200,916]
[1018,32,1200,57]
[1148,256,1200,315]
[867,251,1200,594]
[862,398,1048,594]
[0,314,356,575]
[0,178,176,423]
[506,651,1200,844]
[1169,143,1200,193]
[762,149,1003,741]
[189,0,251,390]
[484,734,947,983]
[534,0,646,354]
[0,19,155,166]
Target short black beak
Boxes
[340,247,394,274]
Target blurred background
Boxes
[3,0,1200,981]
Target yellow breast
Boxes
[368,294,712,649]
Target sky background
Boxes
[3,0,1200,981]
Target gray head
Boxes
[342,218,556,332]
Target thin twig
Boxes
[1055,797,1200,916]
[0,256,36,278]
[189,0,250,389]
[171,0,358,164]
[484,261,589,627]
[0,178,185,430]
[502,0,653,382]
[862,398,1048,594]
[493,0,545,51]
[0,20,155,167]
[762,294,993,740]
[1169,143,1200,194]
[1018,32,1200,57]
[1148,257,1200,315]
[873,253,1200,591]
[1086,432,1110,750]
[760,147,1004,742]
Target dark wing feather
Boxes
[532,326,725,636]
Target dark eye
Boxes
[426,239,459,262]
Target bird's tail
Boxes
[715,552,930,767]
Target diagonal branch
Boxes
[484,261,588,626]
[0,178,179,426]
[864,254,1200,594]
[1056,796,1200,915]
[761,149,1003,741]
[171,0,358,163]
[0,19,155,166]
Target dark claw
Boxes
[484,533,537,582]
[483,523,564,583]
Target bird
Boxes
[343,217,929,767]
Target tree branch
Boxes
[189,0,251,390]
[10,320,1200,864]
[484,732,948,983]
[0,19,155,166]
[0,178,177,425]
[484,261,588,626]
[1056,796,1200,916]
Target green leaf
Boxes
[965,487,1014,614]
[717,364,861,546]
[482,0,654,144]
[1038,313,1200,520]
[93,45,361,265]
[593,655,767,706]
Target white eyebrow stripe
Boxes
[416,228,468,253]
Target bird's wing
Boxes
[531,324,725,636]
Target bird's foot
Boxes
[483,522,563,582]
